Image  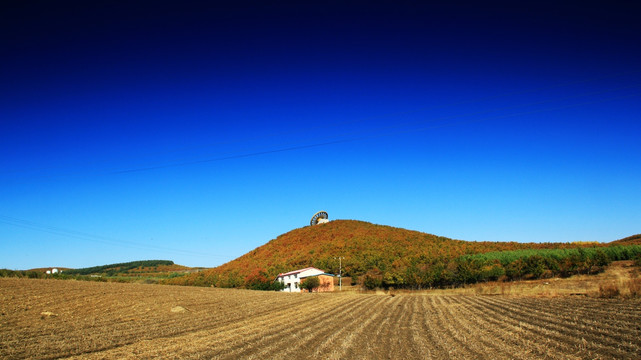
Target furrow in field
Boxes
[476,296,641,356]
[5,279,641,360]
[506,297,641,342]
[438,295,523,360]
[512,297,641,327]
[328,295,400,360]
[470,296,636,359]
[530,297,641,329]
[340,295,403,359]
[59,291,324,358]
[302,294,390,359]
[216,294,377,360]
[412,295,456,358]
[382,295,421,359]
[69,294,349,359]
[438,295,542,360]
[551,297,641,315]
[404,295,436,358]
[362,295,413,359]
[456,295,578,360]
[426,295,480,359]
[461,296,584,359]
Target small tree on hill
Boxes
[301,276,320,292]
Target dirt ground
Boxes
[1,278,640,359]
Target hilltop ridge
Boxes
[167,220,635,288]
[610,234,641,245]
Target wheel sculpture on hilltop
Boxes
[310,211,329,226]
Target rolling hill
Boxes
[2,260,202,283]
[610,234,641,245]
[167,220,639,288]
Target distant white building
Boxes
[276,267,327,292]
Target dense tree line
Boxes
[166,244,641,290]
[64,260,174,275]
[361,245,641,289]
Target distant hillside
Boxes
[610,234,641,245]
[27,267,70,273]
[168,220,630,288]
[3,260,200,283]
[64,260,177,276]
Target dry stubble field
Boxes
[1,278,640,359]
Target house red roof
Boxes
[277,267,323,277]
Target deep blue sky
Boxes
[1,1,640,269]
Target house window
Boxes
[294,273,298,278]
[295,283,298,288]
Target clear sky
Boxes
[1,1,640,270]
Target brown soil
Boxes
[1,278,640,359]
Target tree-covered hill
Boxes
[63,260,176,275]
[167,220,639,289]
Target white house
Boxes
[276,267,326,292]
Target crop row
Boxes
[1,279,640,359]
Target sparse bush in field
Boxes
[382,270,405,288]
[362,275,382,290]
[598,284,620,298]
[454,258,482,285]
[505,259,526,281]
[300,276,320,292]
[271,281,286,291]
[479,262,505,282]
[627,279,641,298]
[218,271,243,288]
[524,255,546,279]
[51,273,70,280]
[362,268,383,290]
[634,254,641,267]
[540,269,554,279]
[245,269,285,291]
[593,249,610,267]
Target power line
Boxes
[2,82,638,181]
[0,214,229,259]
[2,70,639,180]
[105,86,641,174]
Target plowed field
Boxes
[1,278,640,359]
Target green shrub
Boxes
[301,276,320,292]
[363,274,382,290]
